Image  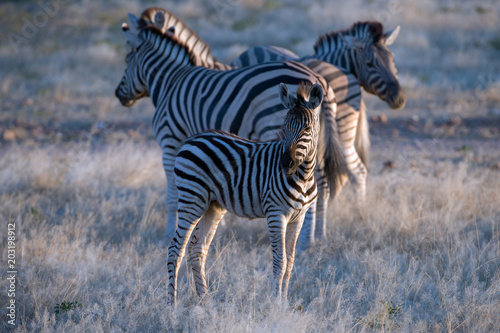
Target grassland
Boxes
[0,0,499,332]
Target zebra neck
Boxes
[299,151,318,181]
[280,143,317,182]
[312,35,359,79]
[142,42,193,106]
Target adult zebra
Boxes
[133,7,404,246]
[170,83,323,305]
[232,22,406,110]
[115,18,347,249]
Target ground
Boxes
[0,0,499,332]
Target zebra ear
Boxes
[279,83,296,109]
[123,28,142,49]
[383,25,400,46]
[128,13,141,31]
[154,11,165,30]
[307,83,323,110]
[341,34,365,50]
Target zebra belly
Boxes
[209,184,266,220]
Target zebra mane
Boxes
[296,82,313,106]
[139,7,219,65]
[139,23,201,66]
[313,21,385,52]
[296,82,325,111]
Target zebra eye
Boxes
[302,127,312,134]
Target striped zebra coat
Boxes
[169,83,323,304]
[131,7,368,248]
[115,19,346,249]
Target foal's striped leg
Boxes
[283,211,306,298]
[188,202,226,298]
[266,213,287,299]
[167,202,207,305]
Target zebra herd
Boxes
[115,7,406,305]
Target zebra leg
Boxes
[338,110,367,200]
[344,145,367,200]
[314,173,331,240]
[297,201,316,251]
[283,211,306,299]
[266,214,287,300]
[187,202,226,298]
[162,171,178,247]
[167,203,206,305]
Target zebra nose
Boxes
[115,85,122,99]
[387,83,406,110]
[387,82,400,96]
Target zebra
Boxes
[169,82,323,305]
[115,16,347,250]
[130,7,367,248]
[231,21,406,110]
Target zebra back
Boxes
[231,46,300,68]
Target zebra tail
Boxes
[320,88,349,199]
[354,99,370,168]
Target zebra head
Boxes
[279,83,322,177]
[336,22,406,110]
[115,12,203,107]
[114,21,151,107]
[115,11,182,107]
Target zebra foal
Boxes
[168,83,323,305]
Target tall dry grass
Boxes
[1,0,499,331]
[1,140,499,332]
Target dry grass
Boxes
[0,0,499,331]
[1,140,499,332]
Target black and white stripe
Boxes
[168,83,322,304]
[115,16,347,251]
